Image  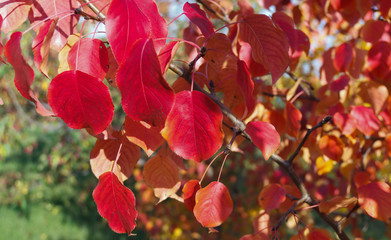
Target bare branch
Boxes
[288,116,332,164]
[77,0,106,21]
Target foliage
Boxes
[1,0,391,239]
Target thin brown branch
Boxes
[288,116,332,164]
[196,0,230,24]
[262,91,320,102]
[337,202,360,231]
[77,0,106,21]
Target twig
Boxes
[288,116,332,164]
[196,0,230,23]
[262,91,320,102]
[337,202,360,231]
[77,0,106,21]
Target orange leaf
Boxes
[358,181,391,222]
[90,130,140,182]
[258,183,286,211]
[143,154,179,189]
[193,181,233,227]
[319,196,357,214]
[318,135,344,161]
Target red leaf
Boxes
[68,38,109,80]
[90,130,140,182]
[106,0,167,63]
[272,12,297,52]
[183,180,201,212]
[358,181,391,222]
[285,101,302,138]
[350,106,380,136]
[117,38,174,128]
[361,20,385,43]
[47,70,114,135]
[5,32,33,100]
[4,32,53,116]
[161,91,224,162]
[258,183,286,211]
[193,181,233,227]
[32,18,58,77]
[330,74,350,92]
[29,0,80,51]
[239,14,289,84]
[333,112,356,135]
[0,15,3,63]
[246,121,280,160]
[0,0,32,34]
[158,41,179,74]
[366,41,391,80]
[93,172,137,235]
[183,2,214,38]
[333,42,353,72]
[308,228,332,240]
[124,116,164,157]
[354,171,371,189]
[236,60,255,114]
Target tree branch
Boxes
[288,116,332,164]
[77,0,106,21]
[196,0,230,24]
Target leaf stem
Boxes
[199,151,224,185]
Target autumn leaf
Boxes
[32,18,58,77]
[350,106,380,136]
[68,38,109,80]
[29,0,80,51]
[117,38,174,128]
[90,130,140,182]
[193,181,233,227]
[47,70,114,135]
[246,121,280,160]
[105,0,167,63]
[93,172,137,235]
[161,91,224,162]
[183,180,201,212]
[333,42,353,72]
[239,14,289,83]
[319,196,357,214]
[358,181,391,222]
[183,2,214,38]
[318,135,344,161]
[4,32,53,116]
[124,116,164,157]
[258,183,286,211]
